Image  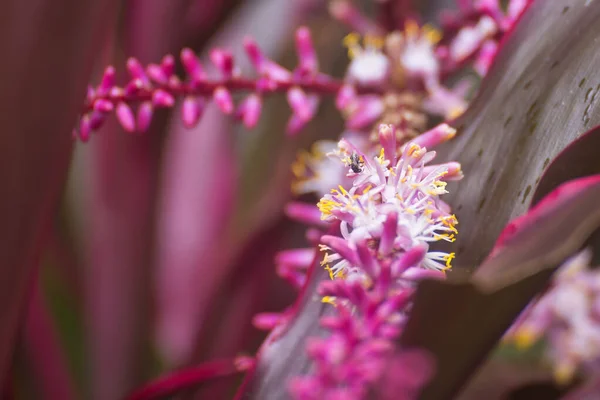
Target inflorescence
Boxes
[81,0,533,398]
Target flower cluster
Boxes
[506,249,600,385]
[76,28,338,141]
[287,123,461,399]
[264,2,532,397]
[76,1,526,143]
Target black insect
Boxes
[349,153,363,173]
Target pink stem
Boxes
[125,359,242,400]
[82,76,344,113]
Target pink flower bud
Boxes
[287,87,312,122]
[93,99,114,113]
[180,48,206,81]
[98,66,116,94]
[335,84,357,110]
[146,63,168,84]
[126,57,149,84]
[252,313,282,331]
[182,96,205,128]
[116,102,136,132]
[88,111,106,130]
[78,116,91,142]
[160,54,175,76]
[210,48,235,78]
[238,94,262,129]
[295,27,318,74]
[136,101,154,132]
[213,87,234,114]
[152,89,175,108]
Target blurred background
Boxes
[11,0,354,398]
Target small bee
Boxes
[349,153,364,173]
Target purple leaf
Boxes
[0,0,118,386]
[437,0,600,269]
[400,175,600,399]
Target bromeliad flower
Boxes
[506,249,600,385]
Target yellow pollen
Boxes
[435,233,456,242]
[443,252,455,270]
[335,270,347,279]
[448,105,466,120]
[342,32,361,59]
[423,24,443,44]
[513,326,538,349]
[364,34,385,49]
[406,143,420,156]
[318,199,341,218]
[321,296,337,305]
[324,264,334,280]
[377,148,385,162]
[554,362,575,385]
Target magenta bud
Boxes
[126,57,148,82]
[336,84,356,110]
[86,85,95,101]
[161,54,175,76]
[182,96,205,128]
[136,101,154,132]
[99,66,116,93]
[180,48,206,80]
[152,89,175,107]
[146,63,168,84]
[78,116,91,142]
[243,37,264,71]
[124,79,144,96]
[168,75,182,88]
[252,312,281,331]
[88,111,106,130]
[213,87,234,114]
[241,94,262,128]
[116,102,136,132]
[295,27,318,73]
[109,86,124,98]
[210,48,234,78]
[93,99,114,113]
[287,87,312,121]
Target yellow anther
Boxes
[317,199,341,218]
[443,252,455,269]
[406,143,420,156]
[321,296,337,305]
[554,363,575,385]
[375,148,385,163]
[342,32,361,59]
[448,105,466,120]
[343,32,360,47]
[324,264,334,280]
[364,34,385,49]
[423,24,443,44]
[513,327,538,350]
[335,270,347,279]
